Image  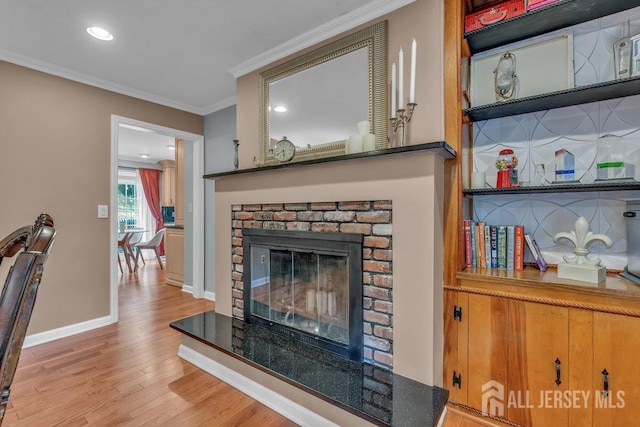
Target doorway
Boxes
[110,115,205,322]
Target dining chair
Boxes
[0,213,56,424]
[117,232,134,274]
[133,228,165,272]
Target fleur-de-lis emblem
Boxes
[553,217,612,266]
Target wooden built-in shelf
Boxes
[463,180,640,195]
[203,141,455,179]
[464,0,640,53]
[455,267,640,307]
[464,76,640,122]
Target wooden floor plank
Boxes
[3,261,297,426]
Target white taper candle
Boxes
[399,48,404,108]
[410,39,417,103]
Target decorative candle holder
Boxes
[233,139,239,170]
[390,103,417,147]
[553,216,613,283]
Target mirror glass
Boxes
[260,21,387,164]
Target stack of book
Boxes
[463,220,548,271]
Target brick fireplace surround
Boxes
[231,200,394,369]
[174,150,448,425]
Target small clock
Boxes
[274,137,296,162]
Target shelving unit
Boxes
[444,2,640,424]
[463,180,640,195]
[464,0,640,53]
[464,76,640,121]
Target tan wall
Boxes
[235,0,444,169]
[0,60,203,334]
[214,153,444,385]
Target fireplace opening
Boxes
[242,228,363,361]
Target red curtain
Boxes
[139,168,164,255]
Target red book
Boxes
[477,222,486,269]
[464,220,472,268]
[514,225,524,271]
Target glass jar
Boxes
[495,149,518,188]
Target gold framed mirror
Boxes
[259,21,388,165]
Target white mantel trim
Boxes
[177,344,338,427]
[228,0,416,78]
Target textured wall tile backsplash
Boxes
[471,9,640,270]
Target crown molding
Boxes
[228,0,416,78]
[201,95,237,116]
[0,49,208,115]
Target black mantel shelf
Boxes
[203,141,456,180]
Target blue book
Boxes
[470,222,477,268]
[507,225,515,271]
[490,225,498,268]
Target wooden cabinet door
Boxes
[165,227,184,287]
[443,290,468,405]
[507,301,569,426]
[174,138,184,225]
[467,294,509,414]
[158,159,175,207]
[593,312,640,426]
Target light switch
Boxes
[98,205,109,218]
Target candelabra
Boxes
[233,139,239,170]
[390,103,417,147]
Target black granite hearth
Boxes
[170,310,448,426]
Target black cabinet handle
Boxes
[555,358,562,386]
[602,369,609,397]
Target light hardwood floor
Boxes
[4,261,296,426]
[4,261,480,426]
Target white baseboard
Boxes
[177,344,338,427]
[182,285,193,294]
[23,314,115,348]
[203,290,215,301]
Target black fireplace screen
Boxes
[242,228,363,361]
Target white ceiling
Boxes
[0,0,415,161]
[0,0,402,115]
[117,125,176,164]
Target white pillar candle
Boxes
[347,134,363,154]
[391,62,397,118]
[399,48,404,108]
[357,120,370,135]
[316,291,327,315]
[306,289,316,312]
[327,292,337,316]
[410,39,417,103]
[362,134,376,151]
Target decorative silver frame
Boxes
[259,21,388,165]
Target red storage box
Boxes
[527,0,560,10]
[465,0,526,33]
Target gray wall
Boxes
[204,105,237,296]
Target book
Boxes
[464,220,472,268]
[490,225,498,268]
[514,225,525,271]
[470,222,477,267]
[477,222,486,269]
[524,234,549,272]
[506,225,515,270]
[497,225,507,269]
[484,225,491,268]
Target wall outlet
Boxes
[261,255,267,264]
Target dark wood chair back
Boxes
[0,214,56,424]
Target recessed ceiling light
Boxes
[167,145,175,150]
[140,154,150,159]
[273,106,287,113]
[87,27,113,41]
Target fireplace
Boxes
[242,228,363,361]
